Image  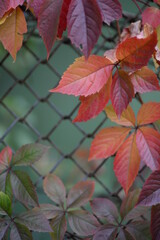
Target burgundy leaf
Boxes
[151,204,160,240]
[40,204,63,219]
[90,198,119,223]
[93,225,118,240]
[96,0,122,25]
[137,170,160,206]
[43,174,66,208]
[0,0,24,18]
[0,147,12,174]
[50,214,67,240]
[67,0,102,58]
[67,180,94,209]
[68,210,99,236]
[10,223,32,240]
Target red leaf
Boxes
[95,0,122,25]
[105,104,136,127]
[32,0,63,58]
[0,0,24,18]
[73,75,111,122]
[137,170,160,206]
[67,0,102,58]
[154,0,160,5]
[67,180,94,208]
[114,133,140,194]
[116,31,157,70]
[0,147,12,174]
[137,102,160,126]
[130,66,160,94]
[0,7,27,60]
[89,127,130,160]
[142,7,160,29]
[43,174,66,208]
[57,0,71,38]
[136,127,160,171]
[111,70,134,118]
[104,49,118,64]
[151,204,160,240]
[51,55,113,97]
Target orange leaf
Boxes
[137,102,160,125]
[114,133,140,194]
[136,127,160,171]
[0,7,27,60]
[130,66,160,94]
[105,104,136,127]
[111,70,134,118]
[51,55,113,97]
[116,31,157,70]
[89,127,130,160]
[73,74,112,122]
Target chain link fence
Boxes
[0,1,157,239]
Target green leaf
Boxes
[10,223,33,240]
[68,210,99,236]
[12,143,49,166]
[5,173,12,200]
[126,221,151,240]
[50,214,66,240]
[43,174,66,208]
[0,192,12,216]
[15,207,52,232]
[11,170,38,207]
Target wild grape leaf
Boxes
[90,198,119,223]
[11,170,38,207]
[51,55,113,97]
[105,104,136,127]
[111,70,134,118]
[142,7,160,29]
[68,210,99,236]
[137,102,160,126]
[151,204,160,240]
[40,204,63,219]
[0,147,12,174]
[73,75,111,122]
[137,170,160,206]
[67,180,94,209]
[120,189,141,220]
[96,0,122,25]
[130,67,160,94]
[126,221,151,240]
[16,208,52,232]
[0,7,27,60]
[67,0,102,58]
[136,127,160,171]
[57,0,71,38]
[117,228,135,240]
[0,219,9,240]
[43,174,66,208]
[0,192,12,216]
[31,0,63,58]
[93,225,118,240]
[10,223,32,240]
[12,143,49,166]
[114,133,140,194]
[50,214,66,240]
[154,0,160,5]
[116,31,157,70]
[89,127,130,160]
[0,0,24,18]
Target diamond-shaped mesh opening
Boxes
[0,1,159,239]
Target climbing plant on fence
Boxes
[0,0,160,239]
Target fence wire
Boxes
[0,2,155,239]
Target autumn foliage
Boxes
[0,0,160,239]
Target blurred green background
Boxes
[0,0,159,239]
